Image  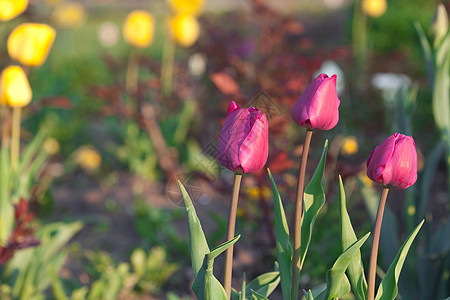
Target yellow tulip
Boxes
[0,0,28,22]
[123,10,155,48]
[8,23,56,67]
[0,66,32,108]
[168,0,204,16]
[361,0,387,18]
[52,2,86,29]
[76,146,101,172]
[341,136,359,156]
[169,13,200,48]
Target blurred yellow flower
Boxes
[44,138,60,155]
[45,0,62,5]
[169,13,200,48]
[0,0,28,22]
[76,146,101,172]
[358,169,373,187]
[123,10,155,48]
[0,66,32,108]
[8,23,56,67]
[52,2,86,29]
[246,186,271,200]
[168,0,204,16]
[341,136,359,156]
[361,0,387,18]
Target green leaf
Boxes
[241,273,247,300]
[306,289,315,300]
[432,36,450,152]
[268,169,292,300]
[339,176,367,300]
[192,236,240,300]
[178,180,210,276]
[49,266,69,300]
[414,21,434,86]
[325,232,371,300]
[130,248,147,278]
[245,271,280,297]
[375,220,424,300]
[0,145,13,246]
[300,140,329,268]
[250,290,269,300]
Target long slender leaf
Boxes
[339,176,367,300]
[268,169,292,300]
[178,180,210,276]
[325,232,371,300]
[306,289,315,300]
[0,145,13,246]
[245,271,280,297]
[193,236,240,300]
[414,21,434,86]
[300,140,329,268]
[375,220,424,300]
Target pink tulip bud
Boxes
[366,133,418,189]
[291,73,340,130]
[217,101,269,174]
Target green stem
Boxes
[367,187,389,300]
[224,172,243,299]
[161,35,175,97]
[10,107,21,173]
[291,129,313,300]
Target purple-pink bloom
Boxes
[366,133,418,189]
[217,101,269,174]
[291,73,340,130]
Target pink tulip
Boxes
[291,73,340,130]
[217,101,269,174]
[366,133,418,189]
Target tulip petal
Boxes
[291,73,340,131]
[226,101,240,116]
[217,108,251,172]
[384,136,418,189]
[239,114,269,173]
[366,133,417,189]
[367,134,396,185]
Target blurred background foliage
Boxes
[0,0,448,299]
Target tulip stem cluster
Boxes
[291,129,313,300]
[10,107,21,172]
[367,187,389,300]
[223,172,243,299]
[1,107,11,147]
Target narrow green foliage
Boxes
[339,176,367,300]
[324,232,371,300]
[232,271,280,300]
[0,145,13,246]
[178,180,210,276]
[250,290,269,300]
[300,140,329,268]
[306,289,315,300]
[268,168,292,300]
[245,272,280,297]
[2,222,82,300]
[414,22,434,85]
[375,220,424,300]
[192,236,240,300]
